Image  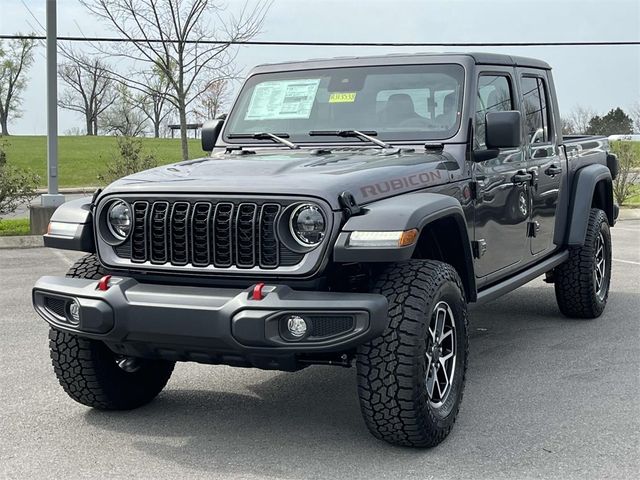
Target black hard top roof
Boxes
[251,52,551,73]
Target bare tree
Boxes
[58,51,116,135]
[0,37,36,136]
[630,102,640,133]
[137,69,172,138]
[80,0,271,160]
[100,84,148,137]
[560,116,575,136]
[193,78,230,121]
[568,105,596,134]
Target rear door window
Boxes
[521,76,552,144]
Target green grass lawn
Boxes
[2,136,203,188]
[0,218,30,236]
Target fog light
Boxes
[286,315,308,338]
[68,300,80,325]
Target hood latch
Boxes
[339,191,362,219]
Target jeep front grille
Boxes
[114,199,302,270]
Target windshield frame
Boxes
[222,62,467,146]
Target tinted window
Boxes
[521,76,551,144]
[224,64,465,144]
[474,75,513,149]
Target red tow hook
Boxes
[251,282,266,300]
[97,275,112,291]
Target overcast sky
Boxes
[1,0,639,135]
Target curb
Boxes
[618,208,640,221]
[0,235,44,249]
[35,187,99,195]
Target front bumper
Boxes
[32,276,388,370]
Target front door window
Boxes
[472,73,529,278]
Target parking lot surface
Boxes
[1,220,638,479]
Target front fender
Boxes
[333,193,470,262]
[43,197,95,252]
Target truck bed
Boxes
[562,135,610,173]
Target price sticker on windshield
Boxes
[329,92,357,103]
[245,79,321,120]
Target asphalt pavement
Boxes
[0,221,638,479]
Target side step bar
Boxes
[474,251,569,306]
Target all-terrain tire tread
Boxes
[554,208,611,318]
[65,254,105,280]
[356,260,468,447]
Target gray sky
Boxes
[1,0,639,135]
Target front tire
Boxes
[554,208,612,318]
[49,329,175,410]
[49,254,175,410]
[356,260,468,447]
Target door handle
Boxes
[512,170,533,184]
[545,164,563,177]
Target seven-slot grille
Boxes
[115,200,298,269]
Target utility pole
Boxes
[41,0,64,208]
[31,0,64,234]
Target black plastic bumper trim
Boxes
[32,276,388,362]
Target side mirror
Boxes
[485,110,521,149]
[201,118,224,152]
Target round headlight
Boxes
[289,203,326,246]
[107,200,132,240]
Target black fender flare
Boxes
[333,192,476,299]
[564,164,614,246]
[43,197,95,252]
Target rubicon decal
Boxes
[360,169,443,199]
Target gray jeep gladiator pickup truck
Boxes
[33,52,618,447]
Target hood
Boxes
[102,147,462,210]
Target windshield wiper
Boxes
[227,132,299,150]
[308,130,393,149]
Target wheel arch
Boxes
[591,177,614,223]
[564,164,614,247]
[333,192,477,301]
[412,215,477,302]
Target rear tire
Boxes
[356,260,468,447]
[48,254,175,410]
[554,208,612,318]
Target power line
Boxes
[0,34,639,47]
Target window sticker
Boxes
[328,92,357,103]
[244,79,321,120]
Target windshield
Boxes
[224,63,465,144]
